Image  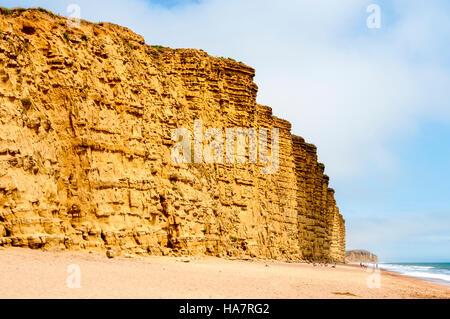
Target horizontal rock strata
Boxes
[0,8,345,262]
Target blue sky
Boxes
[339,120,450,262]
[2,0,449,262]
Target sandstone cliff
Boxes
[345,250,378,263]
[0,8,345,262]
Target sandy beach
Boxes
[0,247,448,299]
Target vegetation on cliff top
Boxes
[0,7,249,68]
[0,7,54,16]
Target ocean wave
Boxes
[379,264,434,271]
[402,271,450,281]
[379,263,450,285]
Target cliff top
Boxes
[0,6,255,73]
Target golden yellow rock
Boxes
[0,8,345,262]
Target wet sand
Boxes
[0,247,448,299]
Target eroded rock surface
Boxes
[0,8,345,262]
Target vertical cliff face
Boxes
[292,137,345,262]
[0,8,345,262]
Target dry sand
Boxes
[0,247,448,299]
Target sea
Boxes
[378,263,450,286]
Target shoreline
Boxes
[346,263,450,289]
[0,247,449,299]
[381,270,450,288]
[346,262,450,288]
